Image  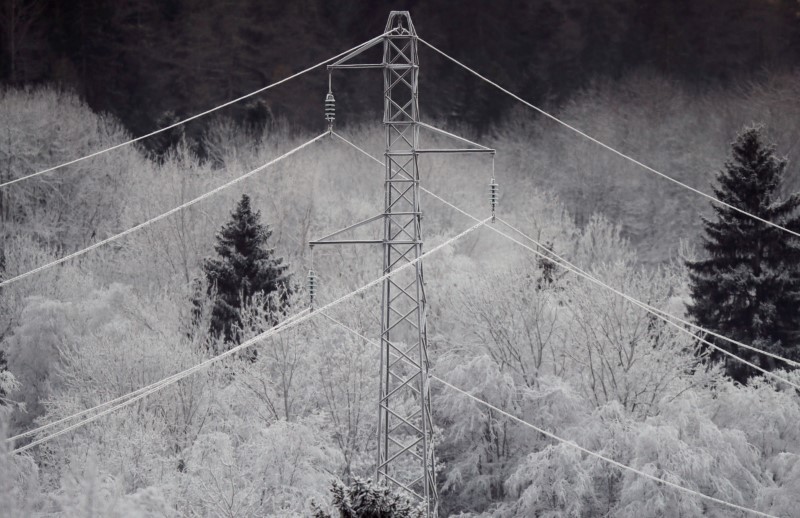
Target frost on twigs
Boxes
[311,478,424,518]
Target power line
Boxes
[0,132,328,289]
[329,130,800,388]
[0,31,395,190]
[10,309,311,453]
[497,217,800,369]
[11,218,488,454]
[435,377,777,518]
[449,195,800,389]
[491,217,800,390]
[418,122,494,151]
[7,308,309,443]
[417,37,800,241]
[319,313,778,518]
[6,143,785,518]
[330,130,800,369]
[2,27,790,513]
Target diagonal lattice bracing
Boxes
[318,12,438,515]
[376,12,438,515]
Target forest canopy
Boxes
[2,0,800,136]
[2,4,800,516]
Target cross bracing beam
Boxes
[309,11,494,516]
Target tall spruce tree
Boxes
[687,126,800,383]
[200,194,292,345]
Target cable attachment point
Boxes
[324,93,335,131]
[490,178,499,223]
[307,268,318,311]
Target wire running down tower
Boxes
[310,12,494,515]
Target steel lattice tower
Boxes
[375,13,437,511]
[312,11,492,515]
[314,11,436,511]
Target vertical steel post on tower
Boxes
[313,13,494,510]
[375,12,437,515]
[312,10,504,514]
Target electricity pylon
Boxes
[310,11,494,516]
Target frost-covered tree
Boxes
[311,478,423,518]
[503,443,596,517]
[687,126,800,383]
[0,88,142,248]
[53,455,172,517]
[309,321,377,480]
[0,418,41,515]
[15,283,207,471]
[198,194,292,345]
[566,260,708,414]
[615,393,763,518]
[179,421,336,516]
[236,298,317,423]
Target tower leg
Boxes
[375,11,438,516]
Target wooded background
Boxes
[3,0,800,136]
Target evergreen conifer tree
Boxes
[687,126,800,383]
[311,478,424,518]
[0,350,9,404]
[199,194,292,345]
[536,241,558,289]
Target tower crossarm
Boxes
[309,12,489,517]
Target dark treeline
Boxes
[2,0,799,140]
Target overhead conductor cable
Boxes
[417,36,800,240]
[0,30,397,189]
[320,313,779,518]
[329,130,800,388]
[10,218,488,453]
[0,132,328,289]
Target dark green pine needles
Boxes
[201,194,292,345]
[687,126,800,383]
